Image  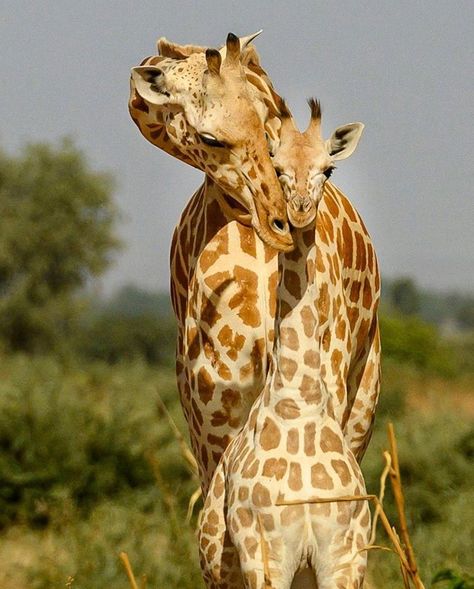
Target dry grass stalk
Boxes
[186,486,203,524]
[119,552,148,589]
[156,390,199,477]
[145,449,175,512]
[119,552,139,589]
[387,422,425,589]
[369,450,392,545]
[256,513,272,588]
[155,390,202,521]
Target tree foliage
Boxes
[389,277,421,315]
[380,312,456,376]
[76,313,175,365]
[0,139,121,352]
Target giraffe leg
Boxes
[313,516,369,589]
[344,319,381,462]
[242,566,294,589]
[315,557,367,589]
[199,464,229,587]
[199,462,246,589]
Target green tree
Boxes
[380,312,456,376]
[0,139,121,352]
[390,277,421,315]
[76,313,176,365]
[456,300,474,330]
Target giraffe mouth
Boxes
[254,200,294,252]
[287,207,316,229]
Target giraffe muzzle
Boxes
[254,200,294,251]
[289,194,312,213]
[287,195,316,228]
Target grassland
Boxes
[0,354,472,588]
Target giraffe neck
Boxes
[269,227,330,414]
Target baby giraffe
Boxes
[199,102,370,589]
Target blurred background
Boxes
[0,1,472,588]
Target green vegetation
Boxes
[362,356,474,586]
[0,355,202,589]
[431,569,474,589]
[0,354,472,588]
[0,139,120,355]
[383,276,474,332]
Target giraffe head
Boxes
[130,33,293,251]
[270,99,365,228]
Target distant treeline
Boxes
[381,277,474,331]
[82,282,472,376]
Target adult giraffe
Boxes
[130,32,291,253]
[129,34,380,496]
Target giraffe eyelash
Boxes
[199,133,228,148]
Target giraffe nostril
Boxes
[271,218,289,235]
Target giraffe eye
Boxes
[199,133,227,148]
[323,166,335,179]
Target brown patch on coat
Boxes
[320,426,344,454]
[311,463,334,489]
[259,417,281,450]
[275,398,301,419]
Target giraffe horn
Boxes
[239,29,263,49]
[206,48,222,76]
[305,97,322,138]
[219,30,263,60]
[223,32,241,66]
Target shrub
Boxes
[0,356,189,527]
[380,313,457,376]
[75,313,176,365]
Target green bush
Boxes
[380,312,457,376]
[432,569,474,588]
[363,413,474,586]
[0,140,120,354]
[0,354,472,587]
[75,313,176,365]
[0,356,189,527]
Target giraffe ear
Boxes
[131,66,175,106]
[325,123,365,160]
[157,37,206,58]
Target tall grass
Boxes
[0,353,472,587]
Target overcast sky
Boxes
[1,1,473,295]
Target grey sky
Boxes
[1,1,473,294]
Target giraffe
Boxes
[268,100,381,461]
[199,110,370,589]
[129,33,293,491]
[129,36,381,495]
[129,32,291,252]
